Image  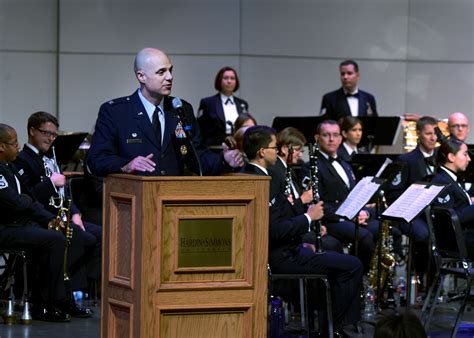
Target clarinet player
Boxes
[269,127,343,253]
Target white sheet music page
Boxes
[336,176,381,220]
[383,183,445,222]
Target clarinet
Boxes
[284,145,294,199]
[308,143,325,254]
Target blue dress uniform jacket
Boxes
[0,161,54,226]
[86,91,224,177]
[197,93,249,147]
[320,87,378,121]
[431,168,474,226]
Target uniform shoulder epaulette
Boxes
[107,96,131,106]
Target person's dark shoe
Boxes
[60,300,93,318]
[32,305,71,322]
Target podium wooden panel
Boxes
[101,174,270,338]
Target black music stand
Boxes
[382,182,447,310]
[358,116,402,150]
[271,116,327,144]
[46,132,88,166]
[350,154,400,181]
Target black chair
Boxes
[268,266,334,337]
[421,207,474,337]
[0,250,28,301]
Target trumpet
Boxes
[43,146,65,209]
[44,146,73,281]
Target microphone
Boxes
[172,97,192,132]
[171,97,203,176]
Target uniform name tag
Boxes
[126,138,142,144]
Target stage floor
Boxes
[0,301,473,338]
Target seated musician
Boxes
[299,120,377,272]
[13,112,100,317]
[337,116,367,162]
[241,125,363,336]
[431,138,474,258]
[0,123,79,322]
[386,116,437,288]
[269,127,343,252]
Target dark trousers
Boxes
[270,247,363,330]
[327,220,374,273]
[0,222,66,303]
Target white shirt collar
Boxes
[250,163,269,175]
[138,88,164,121]
[25,143,41,155]
[343,87,359,95]
[419,147,434,158]
[440,166,458,182]
[220,93,234,105]
[342,142,356,155]
[277,156,287,168]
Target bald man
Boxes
[448,112,469,142]
[87,48,242,177]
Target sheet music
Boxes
[375,157,393,178]
[336,176,381,220]
[383,183,446,222]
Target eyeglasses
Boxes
[450,124,468,130]
[263,146,279,150]
[2,140,18,148]
[34,127,58,138]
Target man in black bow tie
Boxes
[300,120,377,272]
[319,60,378,121]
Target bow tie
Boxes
[425,155,436,167]
[225,98,234,105]
[345,92,359,98]
[329,156,341,164]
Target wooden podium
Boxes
[101,174,270,338]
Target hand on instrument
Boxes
[320,225,327,236]
[50,172,66,188]
[122,154,156,173]
[300,188,313,204]
[358,210,369,226]
[307,201,324,221]
[222,143,244,168]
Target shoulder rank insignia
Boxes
[391,172,402,186]
[437,194,450,204]
[0,175,8,189]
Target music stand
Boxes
[350,154,400,181]
[46,132,88,166]
[358,116,402,149]
[271,116,327,144]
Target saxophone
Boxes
[44,146,73,281]
[368,219,395,293]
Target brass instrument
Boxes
[48,199,73,281]
[367,219,395,294]
[43,146,65,209]
[308,143,325,254]
[44,146,73,281]
[284,145,294,199]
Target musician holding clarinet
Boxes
[268,127,343,253]
[242,125,363,337]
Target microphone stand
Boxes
[172,99,203,176]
